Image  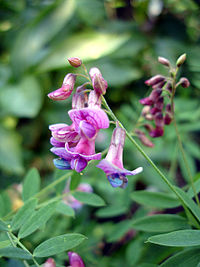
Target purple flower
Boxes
[49,123,80,144]
[96,126,143,188]
[68,252,85,267]
[48,74,76,101]
[68,57,82,68]
[89,67,108,95]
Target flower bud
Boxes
[149,89,162,102]
[68,57,82,68]
[164,113,172,125]
[43,258,56,267]
[142,106,151,116]
[154,96,164,111]
[165,82,172,92]
[144,123,154,132]
[135,129,154,147]
[166,103,172,113]
[88,90,101,108]
[176,53,186,67]
[179,77,190,88]
[72,92,87,109]
[149,126,164,138]
[48,74,76,101]
[158,56,170,67]
[152,80,166,90]
[154,112,164,128]
[145,75,165,86]
[68,252,85,267]
[89,67,108,95]
[139,97,153,106]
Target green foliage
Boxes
[72,192,105,207]
[0,247,32,259]
[22,168,41,201]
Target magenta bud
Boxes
[165,82,172,92]
[68,252,85,267]
[154,112,164,128]
[164,113,172,125]
[89,68,108,95]
[144,124,154,132]
[158,56,170,67]
[139,97,153,106]
[176,53,186,67]
[179,77,190,88]
[68,57,82,68]
[43,258,56,267]
[154,96,164,111]
[149,89,162,102]
[166,103,172,113]
[145,75,165,86]
[152,80,166,90]
[150,107,160,115]
[135,129,154,147]
[149,127,164,138]
[72,92,87,109]
[88,90,101,108]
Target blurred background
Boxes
[0,0,200,266]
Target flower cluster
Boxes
[136,55,190,147]
[43,252,85,267]
[48,57,142,188]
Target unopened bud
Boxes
[144,124,154,132]
[158,57,170,67]
[152,80,166,90]
[149,89,162,102]
[89,68,108,95]
[154,112,164,128]
[142,106,151,117]
[68,57,82,68]
[43,258,56,267]
[135,129,154,147]
[179,77,190,88]
[139,97,153,106]
[154,96,164,111]
[145,114,154,120]
[68,252,85,267]
[145,75,165,86]
[72,92,86,109]
[166,103,172,113]
[164,113,172,125]
[88,90,101,108]
[176,53,186,67]
[165,82,172,92]
[149,127,164,138]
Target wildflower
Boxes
[68,252,85,267]
[97,126,143,188]
[176,53,186,67]
[135,129,154,147]
[48,74,76,101]
[145,75,165,86]
[68,57,82,68]
[89,67,108,95]
[43,258,56,267]
[158,56,170,67]
[179,77,190,88]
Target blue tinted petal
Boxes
[53,158,71,170]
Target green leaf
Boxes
[33,233,86,257]
[0,220,8,232]
[132,215,190,233]
[160,248,200,267]
[70,172,81,191]
[0,126,23,174]
[96,205,127,218]
[0,247,32,259]
[107,220,133,242]
[72,192,105,207]
[131,191,179,209]
[147,230,200,247]
[56,202,75,217]
[18,201,58,238]
[11,198,38,231]
[0,240,11,249]
[174,186,200,223]
[22,168,41,201]
[0,76,42,118]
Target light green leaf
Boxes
[0,220,8,232]
[72,192,105,207]
[0,126,23,174]
[96,205,127,218]
[0,76,42,118]
[38,31,130,72]
[18,201,58,239]
[160,248,200,267]
[0,247,32,259]
[56,202,75,217]
[0,240,11,249]
[147,230,200,247]
[11,198,38,231]
[22,168,41,201]
[131,191,179,208]
[174,186,200,223]
[132,215,190,233]
[33,233,86,257]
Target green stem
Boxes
[34,171,72,199]
[10,232,40,267]
[101,96,199,224]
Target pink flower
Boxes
[68,252,85,267]
[48,74,76,101]
[89,67,108,95]
[43,258,56,267]
[96,126,143,188]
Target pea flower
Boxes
[97,126,143,188]
[43,258,56,267]
[68,252,85,267]
[89,67,108,95]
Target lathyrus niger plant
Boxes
[0,54,200,267]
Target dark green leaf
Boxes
[11,198,38,231]
[72,192,105,207]
[22,168,41,201]
[56,202,75,217]
[18,201,58,238]
[131,191,179,208]
[147,230,200,247]
[132,215,190,232]
[33,233,86,257]
[0,247,32,259]
[160,248,200,267]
